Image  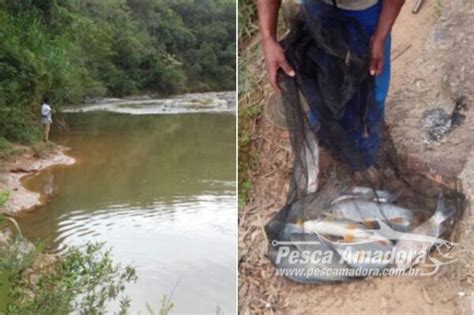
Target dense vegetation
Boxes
[0,0,235,144]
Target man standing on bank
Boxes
[41,97,53,142]
[257,0,405,181]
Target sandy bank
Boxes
[0,145,76,215]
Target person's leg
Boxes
[338,1,391,172]
[43,123,50,142]
[42,124,47,142]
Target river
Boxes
[17,92,236,314]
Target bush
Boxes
[0,138,12,159]
[1,240,137,315]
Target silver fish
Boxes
[394,194,456,270]
[293,126,319,195]
[303,218,394,271]
[326,239,394,271]
[351,186,399,203]
[303,218,379,241]
[328,199,415,232]
[329,186,399,205]
[271,222,305,241]
[268,232,355,283]
[267,220,358,283]
[330,191,396,205]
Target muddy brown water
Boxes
[17,107,236,313]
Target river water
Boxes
[17,92,236,314]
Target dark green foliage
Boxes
[1,240,137,315]
[127,0,236,91]
[0,0,235,144]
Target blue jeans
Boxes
[339,1,391,168]
[306,1,391,169]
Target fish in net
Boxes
[264,0,458,283]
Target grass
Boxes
[0,137,53,170]
[0,269,12,314]
[238,0,259,48]
[237,0,291,209]
[31,141,55,159]
[0,138,19,161]
[237,1,265,209]
[434,0,444,19]
[145,295,174,315]
[238,39,267,209]
[0,138,30,171]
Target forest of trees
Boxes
[0,0,235,144]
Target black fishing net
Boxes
[279,0,376,204]
[264,0,460,284]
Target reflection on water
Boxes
[18,111,236,314]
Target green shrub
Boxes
[0,138,12,159]
[1,240,137,315]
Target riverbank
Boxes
[0,144,76,215]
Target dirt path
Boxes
[238,1,473,314]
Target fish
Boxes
[303,218,394,271]
[393,194,457,270]
[303,218,380,242]
[328,199,415,232]
[330,186,399,205]
[289,123,321,196]
[327,239,394,271]
[266,183,458,283]
[351,186,399,203]
[268,232,356,284]
[267,219,359,283]
[268,221,306,242]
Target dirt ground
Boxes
[238,0,474,314]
